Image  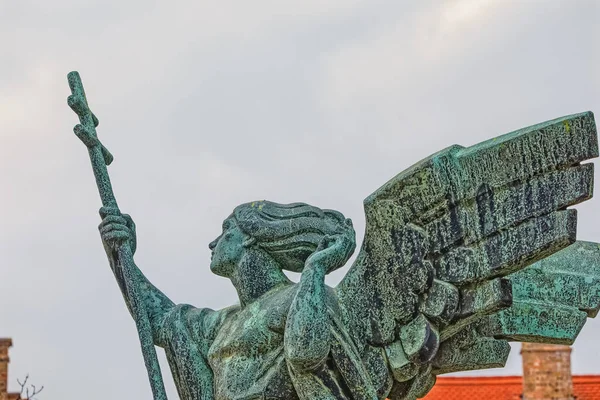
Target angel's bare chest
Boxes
[207,285,297,400]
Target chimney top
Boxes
[521,343,574,400]
[521,343,572,352]
[0,339,12,363]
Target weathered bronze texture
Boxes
[68,72,600,400]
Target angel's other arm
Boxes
[284,256,330,372]
[284,233,354,371]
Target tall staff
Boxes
[67,71,168,400]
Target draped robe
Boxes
[154,284,380,400]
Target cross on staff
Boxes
[67,71,168,400]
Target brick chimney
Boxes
[0,339,12,400]
[521,343,574,400]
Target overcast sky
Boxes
[1,0,599,398]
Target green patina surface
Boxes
[67,72,600,400]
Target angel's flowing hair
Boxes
[232,201,355,273]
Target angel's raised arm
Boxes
[284,220,356,372]
[98,207,176,344]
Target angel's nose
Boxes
[209,239,218,251]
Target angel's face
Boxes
[209,217,246,277]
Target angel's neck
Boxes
[231,248,291,307]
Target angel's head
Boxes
[208,200,355,278]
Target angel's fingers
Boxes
[100,223,130,235]
[121,214,136,230]
[316,236,332,252]
[98,215,128,229]
[103,231,130,242]
[332,234,352,248]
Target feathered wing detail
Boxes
[335,111,600,399]
[433,240,600,374]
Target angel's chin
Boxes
[209,262,228,278]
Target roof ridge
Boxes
[434,376,522,386]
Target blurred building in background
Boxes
[0,339,20,400]
[425,343,600,399]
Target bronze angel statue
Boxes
[67,72,600,400]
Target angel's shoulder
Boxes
[180,303,240,339]
[259,283,339,333]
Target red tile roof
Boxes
[423,376,522,400]
[573,375,600,400]
[422,375,600,400]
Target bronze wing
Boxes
[335,111,600,399]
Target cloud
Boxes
[319,0,506,109]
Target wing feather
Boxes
[432,241,600,375]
